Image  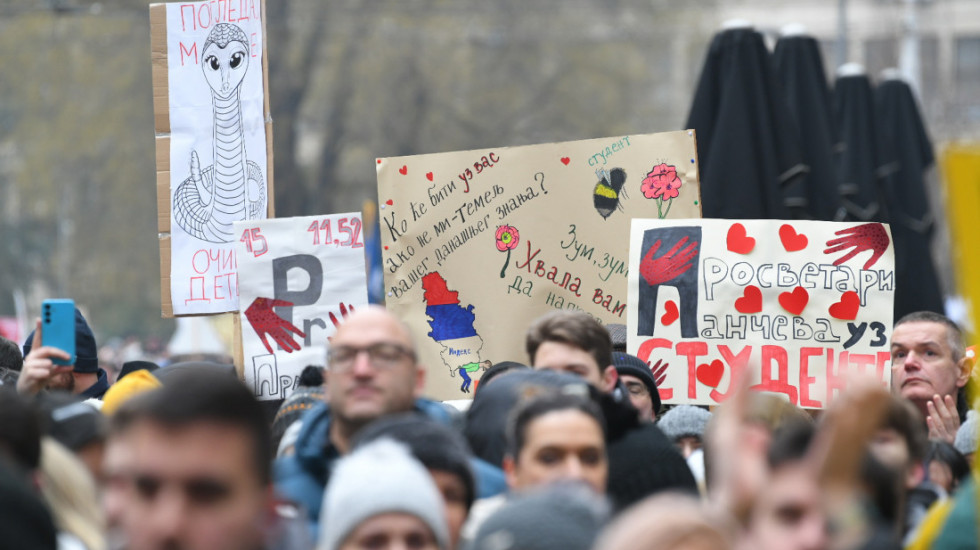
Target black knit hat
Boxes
[118,360,159,381]
[353,413,477,510]
[22,308,98,373]
[605,423,698,511]
[611,352,661,416]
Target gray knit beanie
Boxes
[954,410,977,457]
[657,405,712,442]
[318,439,449,550]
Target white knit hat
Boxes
[318,439,449,550]
[657,405,712,442]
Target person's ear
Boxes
[503,455,519,490]
[601,365,618,394]
[955,356,972,388]
[413,364,426,398]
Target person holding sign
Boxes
[274,306,505,539]
[890,311,972,444]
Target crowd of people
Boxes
[0,304,976,550]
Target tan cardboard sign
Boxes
[377,131,702,400]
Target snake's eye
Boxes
[230,52,244,69]
[206,55,219,71]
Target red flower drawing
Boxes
[495,225,520,278]
[641,163,682,218]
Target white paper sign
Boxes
[627,219,895,408]
[235,213,369,400]
[167,0,267,314]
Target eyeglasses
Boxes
[327,342,415,371]
[625,382,650,397]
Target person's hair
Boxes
[37,438,105,550]
[506,388,606,459]
[593,493,732,550]
[476,361,530,392]
[0,387,42,470]
[526,311,613,375]
[895,311,965,363]
[925,441,970,492]
[767,418,816,469]
[0,337,23,372]
[881,395,928,463]
[352,413,477,510]
[111,366,272,484]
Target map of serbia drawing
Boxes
[421,272,489,393]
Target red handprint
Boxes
[649,358,668,388]
[245,297,306,354]
[823,223,890,270]
[639,236,699,287]
[327,303,356,342]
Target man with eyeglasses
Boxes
[612,352,661,422]
[274,306,504,539]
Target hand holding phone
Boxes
[15,301,75,396]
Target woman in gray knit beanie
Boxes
[318,439,449,550]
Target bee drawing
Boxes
[593,168,627,219]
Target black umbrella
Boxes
[833,65,893,222]
[875,74,944,317]
[686,23,807,219]
[773,29,842,221]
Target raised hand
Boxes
[926,394,960,445]
[327,303,356,342]
[823,223,890,270]
[244,297,306,354]
[640,236,699,287]
[16,319,72,396]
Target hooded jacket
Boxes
[273,398,505,539]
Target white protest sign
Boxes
[235,213,369,400]
[166,0,268,314]
[627,219,895,408]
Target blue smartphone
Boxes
[42,299,76,367]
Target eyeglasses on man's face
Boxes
[327,342,415,371]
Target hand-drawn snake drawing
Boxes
[173,22,265,243]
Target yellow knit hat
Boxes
[101,370,162,415]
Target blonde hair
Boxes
[38,437,106,550]
[593,493,732,550]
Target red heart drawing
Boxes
[779,224,808,252]
[696,359,724,387]
[398,165,408,175]
[385,199,393,206]
[726,223,755,254]
[426,172,434,182]
[661,300,679,326]
[376,159,382,164]
[829,291,860,320]
[734,285,763,314]
[561,157,571,165]
[778,286,809,316]
[384,246,389,250]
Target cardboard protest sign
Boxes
[150,0,273,317]
[377,132,702,401]
[626,219,895,408]
[235,214,369,400]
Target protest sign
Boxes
[626,219,895,408]
[150,0,274,316]
[377,132,702,401]
[235,214,369,400]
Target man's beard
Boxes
[46,371,75,392]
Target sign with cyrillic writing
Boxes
[164,0,269,315]
[626,219,895,408]
[377,132,702,401]
[235,214,369,400]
